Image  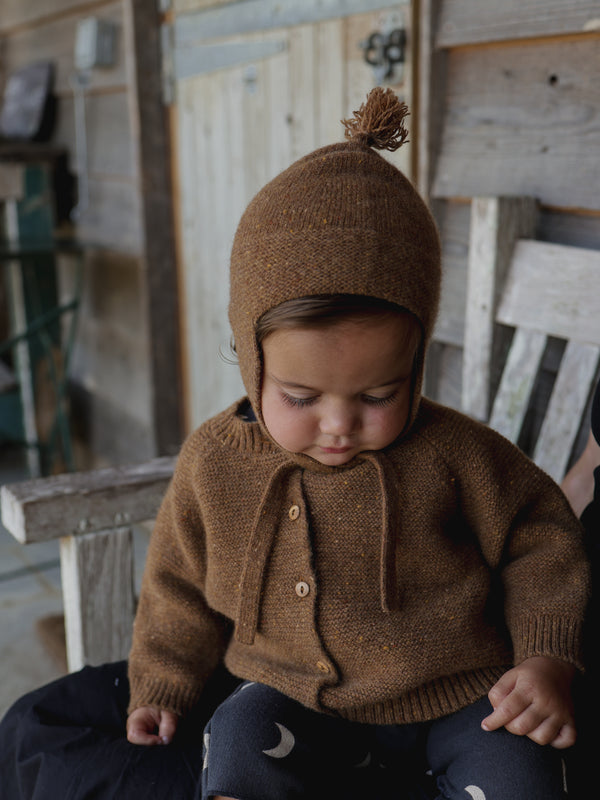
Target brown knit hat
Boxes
[229,87,441,423]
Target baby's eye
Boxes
[281,393,318,408]
[361,391,398,407]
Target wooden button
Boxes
[316,660,331,674]
[288,504,300,520]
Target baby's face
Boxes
[260,315,417,466]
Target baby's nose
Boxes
[319,401,358,437]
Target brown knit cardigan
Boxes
[128,396,589,723]
[128,89,589,722]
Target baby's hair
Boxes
[256,294,422,355]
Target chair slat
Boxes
[498,240,600,345]
[534,341,600,482]
[60,527,136,671]
[489,328,547,444]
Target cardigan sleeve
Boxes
[127,433,231,716]
[453,419,591,670]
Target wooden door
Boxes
[166,0,414,429]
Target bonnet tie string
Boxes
[363,451,401,614]
[235,461,297,645]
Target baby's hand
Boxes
[481,656,576,749]
[127,705,179,746]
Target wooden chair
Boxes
[462,196,600,483]
[0,458,174,671]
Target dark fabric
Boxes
[202,680,433,800]
[202,682,565,800]
[0,661,239,800]
[564,380,600,799]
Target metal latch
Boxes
[360,28,406,84]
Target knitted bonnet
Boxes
[229,87,441,427]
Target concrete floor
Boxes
[0,444,149,721]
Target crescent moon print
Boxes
[465,786,486,800]
[262,723,296,758]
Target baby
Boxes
[126,88,590,799]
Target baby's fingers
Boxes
[127,706,178,746]
[482,687,529,732]
[549,722,576,750]
[158,710,179,745]
[127,707,162,745]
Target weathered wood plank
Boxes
[264,31,292,178]
[497,240,600,344]
[534,341,600,481]
[432,199,469,348]
[432,38,600,210]
[60,526,136,670]
[316,19,345,148]
[0,456,175,544]
[489,328,547,444]
[436,0,600,48]
[289,24,318,158]
[174,0,410,43]
[461,197,538,420]
[345,12,379,121]
[178,67,245,428]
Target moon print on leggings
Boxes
[262,723,296,758]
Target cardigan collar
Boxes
[234,444,401,645]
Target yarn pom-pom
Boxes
[342,87,409,152]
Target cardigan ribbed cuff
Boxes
[511,615,585,670]
[128,674,204,717]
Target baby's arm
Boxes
[481,656,576,749]
[127,706,179,746]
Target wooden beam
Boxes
[436,0,600,48]
[0,456,175,544]
[431,38,600,211]
[415,0,447,199]
[127,0,184,454]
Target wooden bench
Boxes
[1,195,599,674]
[0,457,174,671]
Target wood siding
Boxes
[419,0,600,446]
